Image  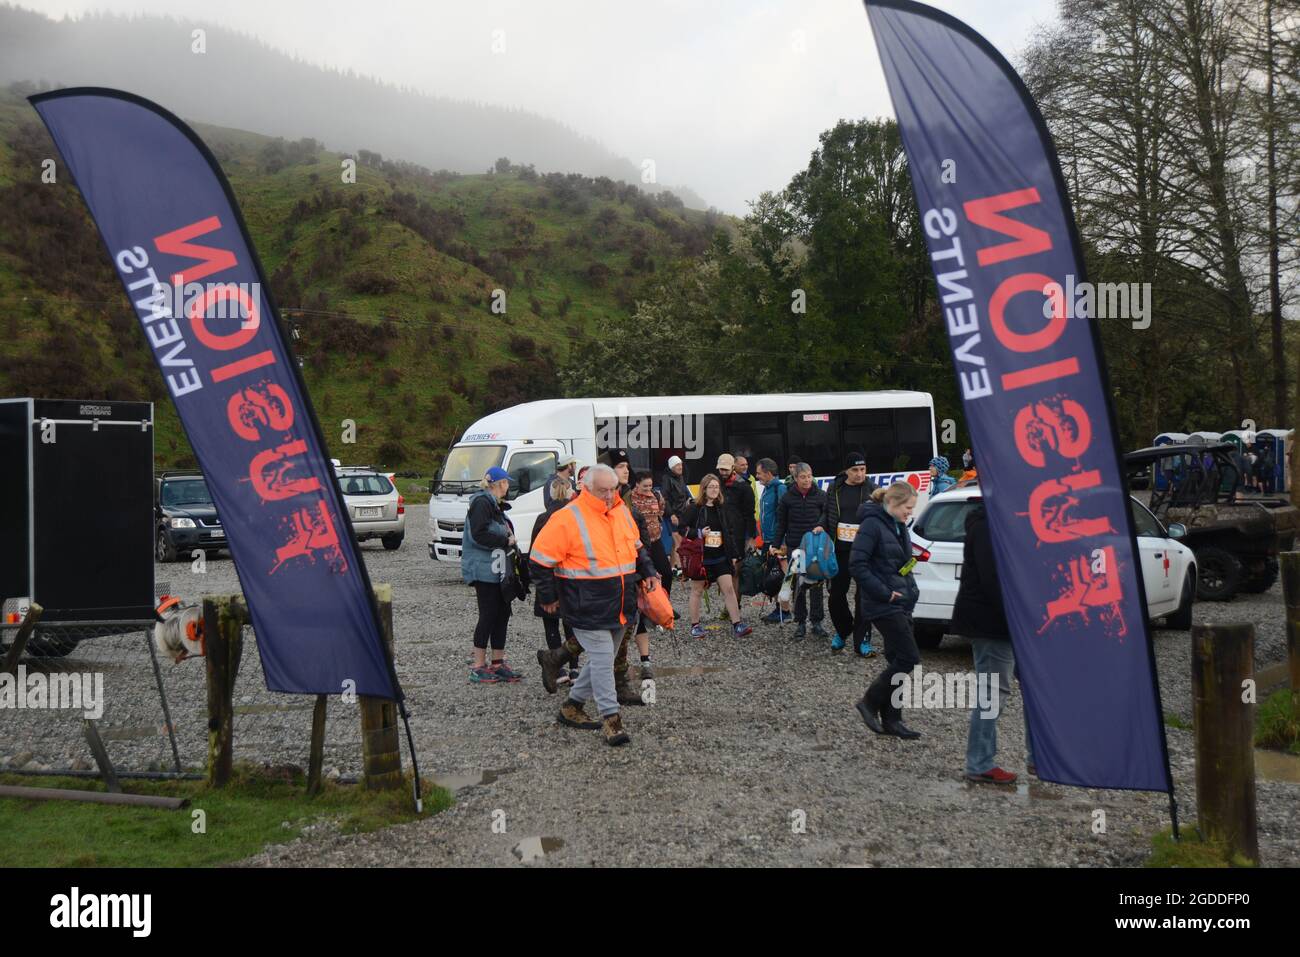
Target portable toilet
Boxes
[1256,428,1292,493]
[1186,431,1222,445]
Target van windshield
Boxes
[436,445,506,494]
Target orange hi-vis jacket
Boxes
[529,489,656,631]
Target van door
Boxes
[504,443,563,551]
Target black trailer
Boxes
[1,398,155,654]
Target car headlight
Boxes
[169,517,196,528]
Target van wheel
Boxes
[1164,573,1194,630]
[1194,546,1242,601]
[382,533,404,551]
[914,622,946,650]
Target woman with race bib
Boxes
[679,473,753,639]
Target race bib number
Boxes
[704,531,723,549]
[836,522,859,542]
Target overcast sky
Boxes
[20,0,1060,212]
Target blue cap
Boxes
[486,466,511,483]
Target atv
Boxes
[1125,442,1297,600]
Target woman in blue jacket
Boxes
[462,466,523,684]
[850,481,922,738]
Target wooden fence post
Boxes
[1191,623,1259,864]
[306,694,328,796]
[360,583,401,791]
[204,596,247,788]
[1281,552,1300,713]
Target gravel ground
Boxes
[4,504,1297,867]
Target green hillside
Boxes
[0,84,723,477]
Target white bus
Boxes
[428,391,937,560]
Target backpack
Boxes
[678,536,706,581]
[762,555,784,598]
[738,550,766,596]
[798,529,838,583]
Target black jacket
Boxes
[722,474,756,544]
[679,499,745,561]
[825,473,877,549]
[529,499,566,618]
[773,483,827,551]
[949,507,1009,641]
[662,469,691,519]
[849,501,919,620]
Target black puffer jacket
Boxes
[721,474,756,544]
[849,501,919,620]
[679,499,745,561]
[825,473,877,549]
[530,498,567,619]
[773,483,827,551]
[948,506,1009,641]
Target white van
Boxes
[428,392,937,560]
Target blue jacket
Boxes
[759,479,786,545]
[461,490,512,585]
[930,471,957,496]
[849,501,919,620]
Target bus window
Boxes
[843,410,895,473]
[505,449,557,499]
[895,407,934,472]
[786,412,839,477]
[684,415,726,483]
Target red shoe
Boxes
[966,766,1018,785]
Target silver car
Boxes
[335,467,405,550]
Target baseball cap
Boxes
[845,452,866,468]
[716,453,735,470]
[486,466,511,483]
[557,454,578,469]
[667,455,683,469]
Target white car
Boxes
[336,466,405,550]
[908,485,1196,648]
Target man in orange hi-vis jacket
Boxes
[530,463,659,747]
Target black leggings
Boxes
[636,538,673,636]
[472,581,510,651]
[542,616,576,650]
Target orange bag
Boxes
[636,577,675,630]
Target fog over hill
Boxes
[0,4,711,208]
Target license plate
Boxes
[210,529,225,538]
[357,507,382,518]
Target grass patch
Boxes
[0,766,450,867]
[1255,690,1300,755]
[1147,826,1256,868]
[1163,712,1189,731]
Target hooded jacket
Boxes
[849,500,919,620]
[662,468,691,519]
[529,489,656,631]
[722,472,757,544]
[759,478,786,545]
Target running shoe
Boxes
[857,640,876,658]
[733,622,753,638]
[966,766,1018,785]
[830,633,846,652]
[811,623,829,640]
[690,623,705,639]
[469,665,499,684]
[762,608,790,625]
[491,661,524,683]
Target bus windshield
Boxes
[436,445,505,494]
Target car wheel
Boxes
[1194,546,1242,601]
[156,529,179,563]
[1163,572,1194,630]
[1236,557,1279,594]
[914,621,946,650]
[382,533,404,551]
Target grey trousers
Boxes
[569,627,621,718]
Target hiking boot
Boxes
[616,682,646,706]
[537,646,572,695]
[791,622,806,642]
[491,660,523,683]
[855,696,884,734]
[966,766,1017,785]
[882,716,922,740]
[690,623,705,639]
[830,633,846,652]
[603,713,631,747]
[733,622,753,638]
[469,665,499,684]
[811,623,829,640]
[557,698,601,730]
